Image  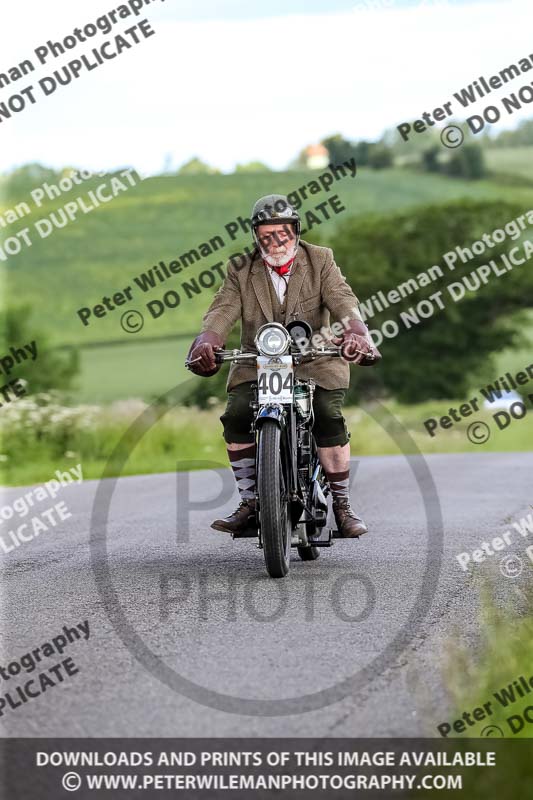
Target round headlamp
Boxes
[255,323,291,357]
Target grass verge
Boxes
[1,395,532,487]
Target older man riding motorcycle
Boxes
[186,194,381,538]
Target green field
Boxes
[4,166,533,348]
[3,164,533,411]
[70,310,533,405]
[74,337,192,403]
[485,147,533,182]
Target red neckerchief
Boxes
[263,255,296,277]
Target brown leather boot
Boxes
[211,499,257,534]
[332,497,368,538]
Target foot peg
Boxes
[231,526,259,539]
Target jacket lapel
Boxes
[284,246,308,321]
[251,253,274,322]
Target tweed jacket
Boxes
[200,240,361,392]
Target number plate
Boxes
[256,356,294,404]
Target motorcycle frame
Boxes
[251,379,317,547]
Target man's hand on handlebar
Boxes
[185,331,224,376]
[331,318,382,366]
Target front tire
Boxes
[258,419,291,578]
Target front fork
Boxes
[251,398,299,547]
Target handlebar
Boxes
[214,346,343,364]
[185,344,376,370]
[185,346,342,369]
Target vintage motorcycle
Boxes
[188,320,353,579]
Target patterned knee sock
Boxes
[228,445,256,502]
[325,469,349,504]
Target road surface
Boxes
[1,452,531,737]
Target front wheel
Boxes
[258,419,292,578]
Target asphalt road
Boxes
[1,452,532,738]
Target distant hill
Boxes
[484,147,533,183]
[3,167,532,345]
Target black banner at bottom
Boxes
[1,738,532,799]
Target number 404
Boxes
[258,372,293,395]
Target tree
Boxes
[178,157,219,175]
[321,134,357,167]
[234,161,272,173]
[368,144,394,169]
[354,140,371,167]
[380,125,441,159]
[4,163,60,201]
[422,145,440,173]
[329,200,532,403]
[445,144,486,180]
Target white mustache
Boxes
[261,241,296,267]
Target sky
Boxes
[0,0,530,174]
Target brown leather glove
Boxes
[331,319,382,366]
[186,331,224,377]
